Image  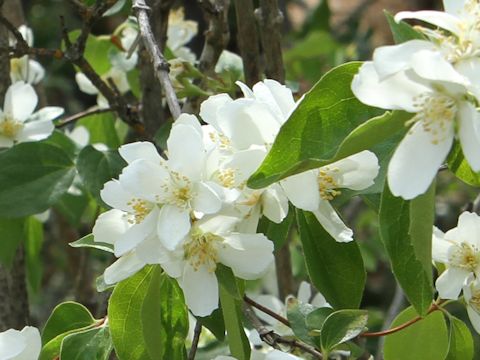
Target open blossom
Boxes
[167,7,198,63]
[282,151,379,242]
[463,277,480,333]
[9,25,45,85]
[0,326,41,360]
[160,215,274,316]
[352,61,480,200]
[0,82,63,148]
[433,212,480,299]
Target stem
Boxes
[188,320,202,360]
[56,107,114,127]
[243,295,290,327]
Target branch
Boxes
[255,0,285,82]
[243,295,290,327]
[188,320,202,360]
[243,303,323,359]
[133,0,181,119]
[56,107,114,128]
[233,0,261,86]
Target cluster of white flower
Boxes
[352,0,480,200]
[0,26,63,148]
[92,78,379,316]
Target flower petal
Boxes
[100,179,133,211]
[174,113,203,137]
[435,267,469,299]
[199,93,233,129]
[328,150,379,190]
[157,205,191,250]
[394,11,461,35]
[313,201,353,243]
[192,182,222,214]
[4,82,38,121]
[388,121,454,200]
[16,120,54,142]
[93,209,130,245]
[219,233,274,280]
[281,170,319,212]
[297,281,312,303]
[458,102,480,171]
[119,141,162,164]
[467,306,480,334]
[411,49,468,85]
[443,0,468,16]
[252,79,296,122]
[432,227,450,263]
[114,208,158,256]
[180,263,219,316]
[19,326,41,360]
[29,107,64,122]
[454,212,480,247]
[103,252,145,284]
[262,185,289,224]
[75,72,98,95]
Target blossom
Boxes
[160,215,274,316]
[463,276,480,333]
[352,61,480,200]
[0,82,63,147]
[433,212,480,299]
[167,8,198,63]
[9,25,45,84]
[0,326,41,360]
[281,151,379,242]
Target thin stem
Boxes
[188,320,202,360]
[243,295,290,327]
[56,107,114,128]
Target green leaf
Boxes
[76,146,126,202]
[447,142,480,186]
[248,62,382,189]
[0,218,25,267]
[385,11,425,43]
[379,183,435,316]
[54,192,90,227]
[286,297,317,346]
[60,326,113,360]
[0,142,75,218]
[384,306,449,360]
[257,206,295,251]
[216,264,244,300]
[24,217,44,293]
[77,112,121,149]
[68,31,113,75]
[141,271,189,360]
[70,234,114,253]
[296,210,366,309]
[197,308,226,341]
[42,301,96,344]
[305,307,334,332]
[445,316,474,360]
[219,285,251,360]
[320,309,368,354]
[109,266,155,360]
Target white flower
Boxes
[433,212,480,299]
[161,215,274,316]
[352,62,480,200]
[463,276,480,334]
[0,82,63,147]
[9,25,45,85]
[167,8,198,63]
[215,50,243,75]
[282,151,379,242]
[0,326,41,360]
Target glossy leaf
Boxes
[445,316,474,360]
[257,207,295,251]
[379,183,435,315]
[447,142,480,187]
[286,297,317,346]
[385,11,425,44]
[320,310,368,354]
[384,307,448,360]
[77,112,121,149]
[197,308,226,342]
[296,210,366,309]
[0,218,25,267]
[70,234,114,253]
[0,142,75,218]
[60,325,113,360]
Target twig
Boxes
[133,0,181,119]
[243,303,323,359]
[233,0,261,86]
[275,242,295,302]
[243,295,290,327]
[188,320,203,360]
[56,107,114,128]
[255,0,285,82]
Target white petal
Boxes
[219,233,274,280]
[458,102,480,171]
[394,11,461,35]
[297,281,312,303]
[93,209,130,245]
[114,208,158,256]
[174,113,203,137]
[180,264,219,316]
[118,160,168,202]
[16,120,54,142]
[432,227,450,263]
[236,81,255,98]
[435,267,469,299]
[17,326,41,360]
[455,212,480,247]
[196,215,239,236]
[387,121,454,200]
[262,185,289,223]
[251,295,285,326]
[327,150,379,190]
[351,62,431,113]
[373,40,435,79]
[29,106,64,122]
[252,80,296,122]
[467,306,480,334]
[119,141,162,164]
[455,58,480,99]
[68,126,90,147]
[225,148,267,185]
[26,59,45,84]
[192,182,222,214]
[167,123,205,180]
[281,170,319,212]
[157,205,191,250]
[75,72,98,95]
[103,252,145,284]
[135,234,164,264]
[0,135,14,148]
[0,329,25,359]
[100,180,132,211]
[443,0,468,16]
[311,292,330,308]
[199,93,233,129]
[313,201,353,243]
[4,82,38,121]
[265,350,302,360]
[411,50,468,85]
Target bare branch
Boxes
[133,0,181,119]
[233,0,261,86]
[188,320,203,360]
[244,295,290,327]
[56,107,114,128]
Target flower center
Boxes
[161,170,194,208]
[126,198,152,224]
[209,131,231,150]
[469,289,480,312]
[184,230,220,272]
[448,242,479,272]
[0,117,24,139]
[217,168,236,189]
[408,93,457,144]
[317,168,341,201]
